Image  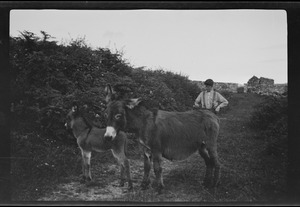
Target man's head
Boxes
[204,79,214,92]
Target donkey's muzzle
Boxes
[104,126,117,140]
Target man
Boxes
[193,79,228,114]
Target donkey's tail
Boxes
[124,135,129,157]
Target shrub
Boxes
[249,96,287,134]
[237,86,244,93]
[219,90,233,101]
[10,131,81,200]
[214,90,234,114]
[249,96,287,156]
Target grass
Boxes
[216,93,288,203]
[10,129,82,201]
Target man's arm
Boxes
[215,92,228,111]
[194,92,203,107]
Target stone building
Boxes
[246,76,287,95]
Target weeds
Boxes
[10,130,81,201]
[249,95,287,134]
[248,95,288,157]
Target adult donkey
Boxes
[65,103,133,190]
[103,84,221,193]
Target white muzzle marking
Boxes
[105,126,117,139]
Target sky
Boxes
[9,9,287,84]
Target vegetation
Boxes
[237,86,245,93]
[249,95,288,157]
[9,31,201,201]
[9,31,288,202]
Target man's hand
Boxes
[215,106,220,114]
[193,104,200,109]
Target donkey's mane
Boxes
[77,110,97,129]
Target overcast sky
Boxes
[10,9,287,84]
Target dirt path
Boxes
[38,153,214,202]
[38,93,278,203]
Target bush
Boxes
[11,131,81,200]
[249,96,287,134]
[219,90,233,101]
[10,30,201,134]
[249,96,287,156]
[237,86,244,93]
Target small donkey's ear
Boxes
[72,105,78,113]
[72,102,79,113]
[105,84,116,103]
[126,98,142,109]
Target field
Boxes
[27,93,288,204]
[6,33,290,205]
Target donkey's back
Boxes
[154,109,220,161]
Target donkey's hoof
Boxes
[156,185,164,194]
[79,176,86,184]
[86,180,96,187]
[202,180,212,188]
[119,181,125,187]
[140,180,150,190]
[151,181,164,194]
[210,181,221,189]
[128,184,133,191]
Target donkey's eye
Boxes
[104,113,108,118]
[115,114,122,120]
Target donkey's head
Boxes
[65,103,89,131]
[104,84,141,140]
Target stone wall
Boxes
[193,81,239,92]
[193,76,287,96]
[273,84,288,94]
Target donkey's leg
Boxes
[112,149,125,187]
[124,158,133,190]
[82,150,92,182]
[199,143,213,188]
[80,155,86,183]
[119,164,126,187]
[207,147,221,188]
[152,152,164,193]
[204,120,221,188]
[112,149,133,190]
[141,151,152,190]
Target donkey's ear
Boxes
[72,105,78,113]
[126,98,142,109]
[71,101,79,112]
[83,104,88,110]
[105,84,116,103]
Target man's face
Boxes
[205,85,213,92]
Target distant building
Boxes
[246,76,287,95]
[192,75,287,95]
